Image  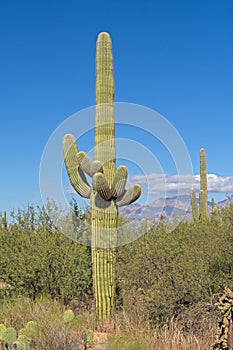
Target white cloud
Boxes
[130,173,233,197]
[64,173,233,199]
[206,174,233,193]
[190,173,233,193]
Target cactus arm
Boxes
[77,151,92,177]
[62,134,91,198]
[116,184,142,207]
[190,189,199,222]
[111,165,128,198]
[199,190,207,220]
[91,160,103,176]
[92,172,112,201]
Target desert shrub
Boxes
[116,208,233,333]
[1,200,233,341]
[0,203,92,304]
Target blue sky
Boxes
[0,0,233,214]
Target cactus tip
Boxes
[97,31,111,40]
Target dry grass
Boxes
[108,312,215,350]
[0,297,216,350]
[0,296,87,349]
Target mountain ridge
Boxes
[120,195,233,222]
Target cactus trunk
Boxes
[95,32,115,183]
[91,200,117,322]
[91,32,117,324]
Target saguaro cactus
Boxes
[62,32,141,324]
[2,211,7,228]
[199,148,208,219]
[191,148,209,221]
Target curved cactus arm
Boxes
[91,160,103,176]
[116,184,141,207]
[77,151,92,176]
[62,134,91,198]
[92,172,112,200]
[111,165,128,198]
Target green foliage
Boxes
[0,197,233,344]
[0,203,92,304]
[117,211,233,332]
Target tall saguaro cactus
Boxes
[62,32,141,324]
[190,148,209,221]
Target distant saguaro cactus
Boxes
[199,148,208,219]
[62,32,141,324]
[191,148,209,221]
[190,188,198,222]
[2,211,7,228]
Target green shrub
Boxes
[0,203,92,304]
[117,209,233,332]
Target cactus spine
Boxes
[191,148,209,221]
[62,32,141,324]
